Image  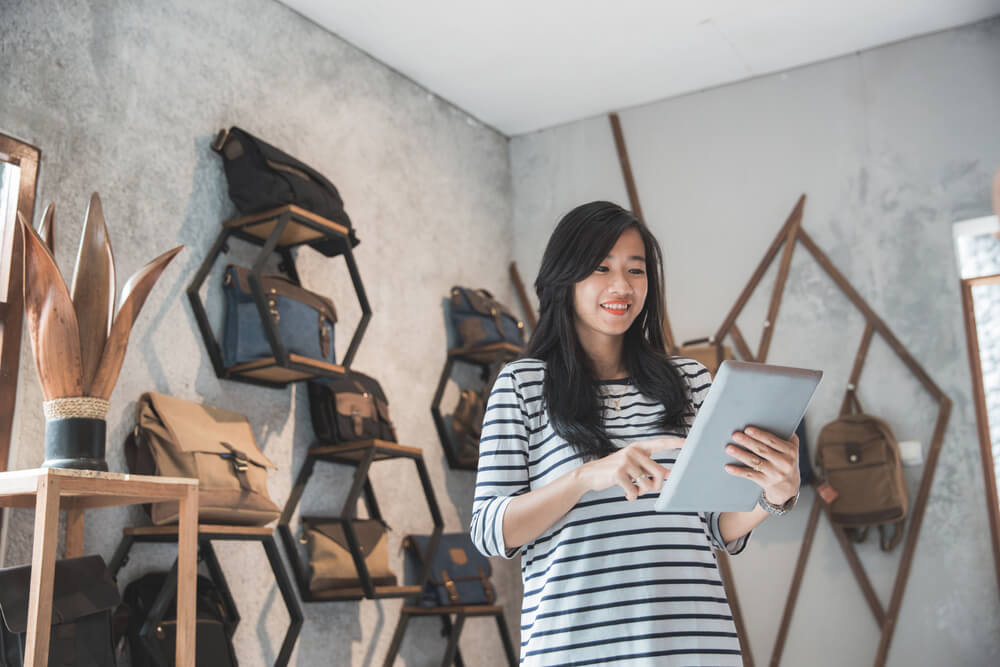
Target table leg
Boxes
[24,472,61,667]
[175,484,199,667]
[64,508,85,558]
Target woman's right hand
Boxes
[577,437,684,501]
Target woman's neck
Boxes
[577,328,627,381]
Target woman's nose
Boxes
[609,270,634,295]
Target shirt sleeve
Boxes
[681,359,752,556]
[469,365,531,559]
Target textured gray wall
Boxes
[0,1,520,665]
[510,18,1000,667]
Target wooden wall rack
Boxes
[713,195,952,667]
[186,205,371,387]
[382,604,517,667]
[430,343,523,471]
[109,523,303,667]
[276,439,444,602]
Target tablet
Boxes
[654,360,823,513]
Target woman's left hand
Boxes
[724,427,800,506]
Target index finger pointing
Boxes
[633,437,685,454]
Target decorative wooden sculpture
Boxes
[18,193,182,470]
[713,195,951,667]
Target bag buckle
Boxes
[442,570,459,605]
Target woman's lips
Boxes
[600,302,630,316]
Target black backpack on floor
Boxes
[212,125,359,257]
[122,573,237,667]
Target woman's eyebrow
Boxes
[606,253,646,262]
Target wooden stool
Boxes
[109,524,303,667]
[0,468,199,667]
[383,604,517,667]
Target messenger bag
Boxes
[212,126,358,257]
[222,265,337,368]
[403,533,495,607]
[126,392,281,526]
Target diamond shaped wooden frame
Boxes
[713,195,952,667]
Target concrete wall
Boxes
[0,1,520,665]
[509,18,1000,667]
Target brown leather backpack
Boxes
[451,389,485,464]
[678,337,734,377]
[816,394,907,551]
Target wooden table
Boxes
[0,468,199,667]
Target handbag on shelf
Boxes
[816,393,908,551]
[403,533,495,607]
[451,388,485,464]
[125,392,281,526]
[222,264,337,368]
[122,572,237,667]
[449,287,524,349]
[212,125,358,257]
[0,555,120,667]
[301,518,396,593]
[307,372,397,444]
[677,336,734,377]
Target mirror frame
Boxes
[960,272,1000,597]
[0,133,41,473]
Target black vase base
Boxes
[44,417,108,472]
[41,457,110,472]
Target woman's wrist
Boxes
[763,485,797,506]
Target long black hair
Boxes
[524,201,689,461]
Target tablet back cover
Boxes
[655,361,822,513]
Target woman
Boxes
[470,202,800,666]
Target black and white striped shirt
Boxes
[470,358,748,666]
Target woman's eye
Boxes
[594,266,609,273]
[629,268,645,275]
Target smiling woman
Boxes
[470,201,800,666]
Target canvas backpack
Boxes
[815,393,908,551]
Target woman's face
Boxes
[572,226,649,342]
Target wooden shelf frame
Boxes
[276,439,444,603]
[383,604,517,667]
[186,205,370,388]
[712,195,952,667]
[430,343,523,471]
[108,523,303,667]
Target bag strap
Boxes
[840,388,864,417]
[218,442,253,492]
[843,526,869,543]
[879,521,905,551]
[478,565,495,604]
[441,570,460,605]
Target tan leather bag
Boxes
[126,392,281,526]
[301,518,395,592]
[678,337,734,377]
[451,389,485,464]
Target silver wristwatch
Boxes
[758,490,798,516]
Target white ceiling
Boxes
[279,0,1000,136]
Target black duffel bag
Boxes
[0,555,120,667]
[212,126,359,257]
[122,572,237,667]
